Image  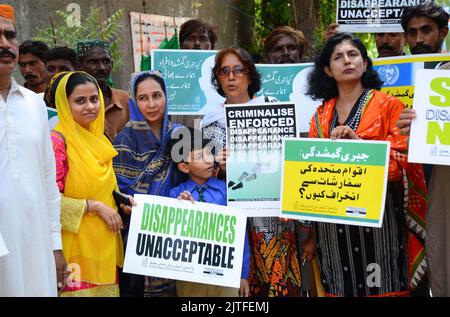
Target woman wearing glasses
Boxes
[202,47,309,297]
[201,47,274,297]
[202,47,276,177]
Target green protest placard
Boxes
[47,107,57,119]
[47,107,59,130]
[123,194,247,288]
[256,63,319,132]
[151,49,225,114]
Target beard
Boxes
[411,35,444,55]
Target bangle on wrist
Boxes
[86,199,95,216]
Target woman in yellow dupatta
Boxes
[47,71,128,296]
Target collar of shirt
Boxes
[183,176,224,193]
[1,78,24,104]
[105,85,124,112]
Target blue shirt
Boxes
[169,177,250,279]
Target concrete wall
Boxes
[7,0,254,90]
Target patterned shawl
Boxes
[309,89,428,291]
[113,70,180,197]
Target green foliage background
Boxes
[248,0,293,55]
[33,8,124,73]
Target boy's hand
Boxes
[177,191,195,203]
[215,147,228,176]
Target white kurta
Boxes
[0,79,62,297]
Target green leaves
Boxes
[249,0,292,55]
[33,8,125,73]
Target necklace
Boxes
[329,89,370,134]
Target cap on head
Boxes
[0,4,15,25]
[76,40,112,60]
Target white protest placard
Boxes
[225,102,298,216]
[409,69,450,166]
[123,195,247,288]
[0,232,9,257]
[336,0,429,33]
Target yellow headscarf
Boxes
[54,72,124,285]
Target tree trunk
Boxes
[291,0,320,60]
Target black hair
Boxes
[306,32,382,101]
[44,46,77,67]
[179,19,218,49]
[262,26,308,63]
[19,40,49,61]
[401,2,450,31]
[134,73,166,98]
[170,127,213,165]
[211,46,261,99]
[44,72,66,109]
[65,72,99,97]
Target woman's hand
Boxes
[396,109,416,136]
[177,191,195,203]
[301,234,316,263]
[330,125,359,140]
[89,200,123,234]
[239,278,250,297]
[120,195,137,215]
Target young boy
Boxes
[169,127,250,297]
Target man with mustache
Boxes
[324,24,406,58]
[18,40,49,94]
[401,2,449,55]
[76,40,129,142]
[397,2,450,297]
[375,33,406,57]
[179,19,217,50]
[262,26,308,64]
[0,4,66,296]
[45,46,77,81]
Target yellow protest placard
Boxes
[281,138,390,228]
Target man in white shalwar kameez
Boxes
[0,5,64,297]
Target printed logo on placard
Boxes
[346,206,367,217]
[203,268,224,277]
[378,65,400,85]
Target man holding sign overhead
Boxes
[396,1,450,297]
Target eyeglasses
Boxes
[216,65,247,78]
